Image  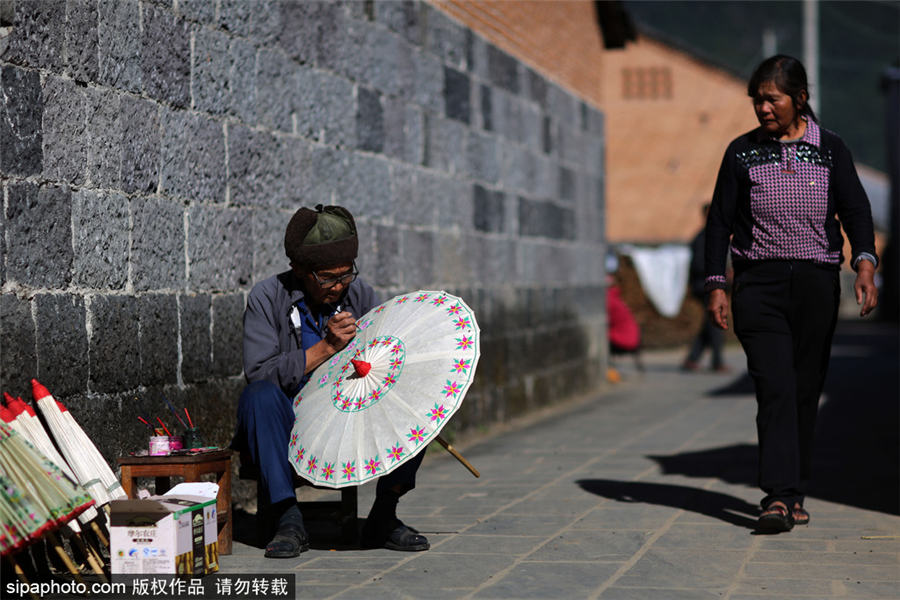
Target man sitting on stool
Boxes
[231,205,429,558]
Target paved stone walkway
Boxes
[220,320,899,599]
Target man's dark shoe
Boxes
[361,519,429,552]
[264,522,310,558]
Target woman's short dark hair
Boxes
[747,55,817,121]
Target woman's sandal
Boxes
[793,504,810,525]
[757,501,794,532]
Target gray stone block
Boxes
[314,6,367,81]
[526,68,548,109]
[66,0,98,82]
[411,49,444,114]
[226,37,257,123]
[558,125,586,169]
[473,184,505,234]
[533,154,557,199]
[371,225,400,288]
[179,293,211,383]
[131,196,185,291]
[0,292,36,399]
[444,66,470,124]
[34,293,88,396]
[211,293,244,377]
[480,84,493,132]
[88,294,139,392]
[219,0,281,43]
[254,47,297,132]
[41,75,87,185]
[121,97,160,194]
[520,102,542,150]
[6,182,72,287]
[542,115,554,155]
[228,124,308,208]
[547,83,579,130]
[466,130,499,184]
[334,153,392,217]
[434,230,473,286]
[374,0,421,46]
[98,0,142,93]
[85,87,121,188]
[487,44,519,94]
[356,86,384,153]
[276,0,337,64]
[585,137,604,176]
[559,166,576,202]
[1,0,65,70]
[177,0,216,24]
[390,164,435,227]
[424,5,468,69]
[361,25,412,98]
[251,208,291,282]
[424,115,466,175]
[0,65,42,177]
[188,206,253,291]
[295,66,356,146]
[399,229,434,288]
[141,4,190,108]
[497,141,530,193]
[519,198,575,240]
[383,98,424,165]
[137,294,178,386]
[160,109,225,202]
[72,189,129,290]
[192,26,232,116]
[430,174,472,232]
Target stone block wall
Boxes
[0,1,606,467]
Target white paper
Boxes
[163,481,218,499]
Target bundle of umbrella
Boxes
[0,380,123,587]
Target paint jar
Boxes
[184,428,204,449]
[149,436,169,456]
[149,435,183,456]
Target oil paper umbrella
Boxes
[289,290,480,489]
[0,396,100,527]
[31,380,126,507]
[0,422,95,553]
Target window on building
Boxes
[622,67,673,100]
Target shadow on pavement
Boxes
[576,479,758,529]
[649,320,899,516]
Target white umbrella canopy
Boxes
[31,380,126,506]
[289,290,480,488]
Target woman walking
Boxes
[704,55,878,532]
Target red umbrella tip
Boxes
[31,379,51,401]
[2,392,13,406]
[350,359,371,377]
[0,405,13,422]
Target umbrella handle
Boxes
[435,435,480,478]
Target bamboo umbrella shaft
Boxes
[72,534,107,582]
[90,520,109,548]
[7,556,40,600]
[46,531,85,585]
[435,435,480,478]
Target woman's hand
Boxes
[707,289,730,330]
[854,261,878,317]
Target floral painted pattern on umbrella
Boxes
[364,457,382,476]
[407,426,426,445]
[387,444,405,463]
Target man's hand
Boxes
[707,289,730,330]
[323,311,357,353]
[305,311,358,374]
[855,261,878,317]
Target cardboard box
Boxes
[110,494,218,575]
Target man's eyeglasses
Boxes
[312,263,358,289]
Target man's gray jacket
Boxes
[242,270,377,396]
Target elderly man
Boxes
[232,205,428,558]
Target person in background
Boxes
[232,205,429,558]
[682,203,729,373]
[704,56,878,532]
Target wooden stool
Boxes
[118,450,233,555]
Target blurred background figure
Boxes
[605,253,642,383]
[682,203,729,373]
